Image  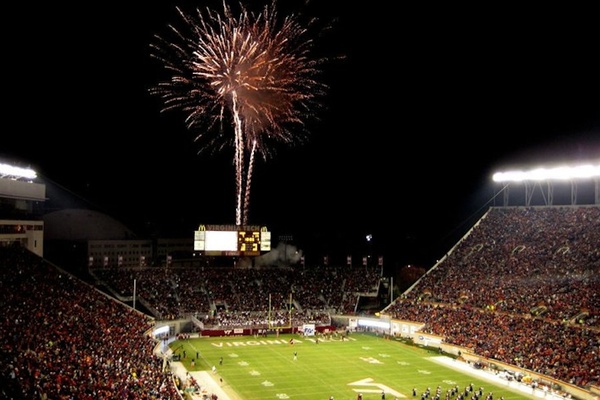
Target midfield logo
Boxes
[348,378,405,398]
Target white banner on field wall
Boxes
[302,324,315,336]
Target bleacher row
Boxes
[0,205,598,398]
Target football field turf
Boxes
[170,332,541,400]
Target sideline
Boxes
[171,361,243,400]
[158,334,239,399]
[430,356,568,400]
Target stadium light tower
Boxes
[492,162,600,206]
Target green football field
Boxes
[170,332,539,400]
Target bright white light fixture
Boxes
[0,162,37,180]
[493,164,600,182]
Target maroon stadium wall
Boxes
[200,325,336,337]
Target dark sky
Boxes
[3,1,599,268]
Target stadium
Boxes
[1,160,599,400]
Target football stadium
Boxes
[1,161,599,400]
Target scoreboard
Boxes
[194,224,271,256]
[238,230,261,253]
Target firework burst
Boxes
[149,0,331,226]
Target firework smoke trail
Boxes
[232,91,245,227]
[149,0,331,226]
[243,140,257,226]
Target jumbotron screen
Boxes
[193,224,271,256]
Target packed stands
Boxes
[384,206,600,391]
[0,246,180,400]
[91,261,383,324]
[2,205,599,398]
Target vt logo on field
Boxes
[359,356,384,364]
[348,378,406,398]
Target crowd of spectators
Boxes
[0,246,180,400]
[384,206,600,390]
[92,261,383,323]
[2,205,598,397]
[0,243,382,398]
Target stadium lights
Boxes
[493,163,600,182]
[0,162,37,180]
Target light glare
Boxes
[0,163,37,180]
[493,164,600,182]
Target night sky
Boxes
[3,1,599,269]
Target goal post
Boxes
[268,293,293,329]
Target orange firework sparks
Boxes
[149,1,332,226]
